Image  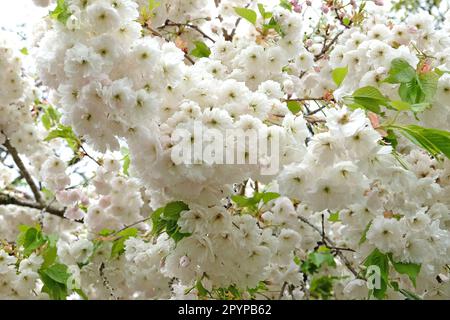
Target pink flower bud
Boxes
[305,39,313,47]
[321,5,330,14]
[374,0,384,6]
[306,0,312,6]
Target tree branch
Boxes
[314,30,344,61]
[0,192,66,218]
[2,138,43,205]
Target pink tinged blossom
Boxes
[64,206,85,220]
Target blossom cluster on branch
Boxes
[0,0,449,300]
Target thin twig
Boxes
[314,30,344,61]
[159,20,216,43]
[297,215,360,278]
[278,281,288,300]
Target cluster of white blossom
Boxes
[0,0,449,300]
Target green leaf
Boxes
[388,255,421,287]
[332,66,348,87]
[163,201,189,220]
[344,86,388,113]
[390,100,411,111]
[43,263,71,284]
[359,220,373,245]
[39,271,68,300]
[120,148,131,176]
[165,219,191,243]
[417,71,439,102]
[151,202,191,243]
[45,124,81,152]
[257,3,272,19]
[384,58,416,84]
[17,226,47,256]
[287,101,302,114]
[399,288,422,300]
[260,192,280,204]
[196,280,209,298]
[190,41,211,58]
[148,0,160,12]
[234,7,257,25]
[279,0,293,11]
[410,103,430,113]
[20,47,28,55]
[328,211,340,222]
[301,246,336,275]
[50,0,72,25]
[74,288,89,300]
[391,125,450,159]
[310,276,338,300]
[41,235,58,269]
[151,207,166,236]
[41,114,52,130]
[262,17,284,36]
[111,228,138,259]
[363,248,389,299]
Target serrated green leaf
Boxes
[364,248,389,299]
[45,124,81,152]
[384,58,416,84]
[391,125,450,159]
[388,254,421,287]
[344,86,388,113]
[417,71,439,102]
[234,7,257,25]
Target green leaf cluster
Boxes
[363,248,421,300]
[151,201,191,243]
[231,191,280,215]
[41,105,61,130]
[50,0,72,25]
[45,124,81,152]
[17,225,76,300]
[299,246,336,275]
